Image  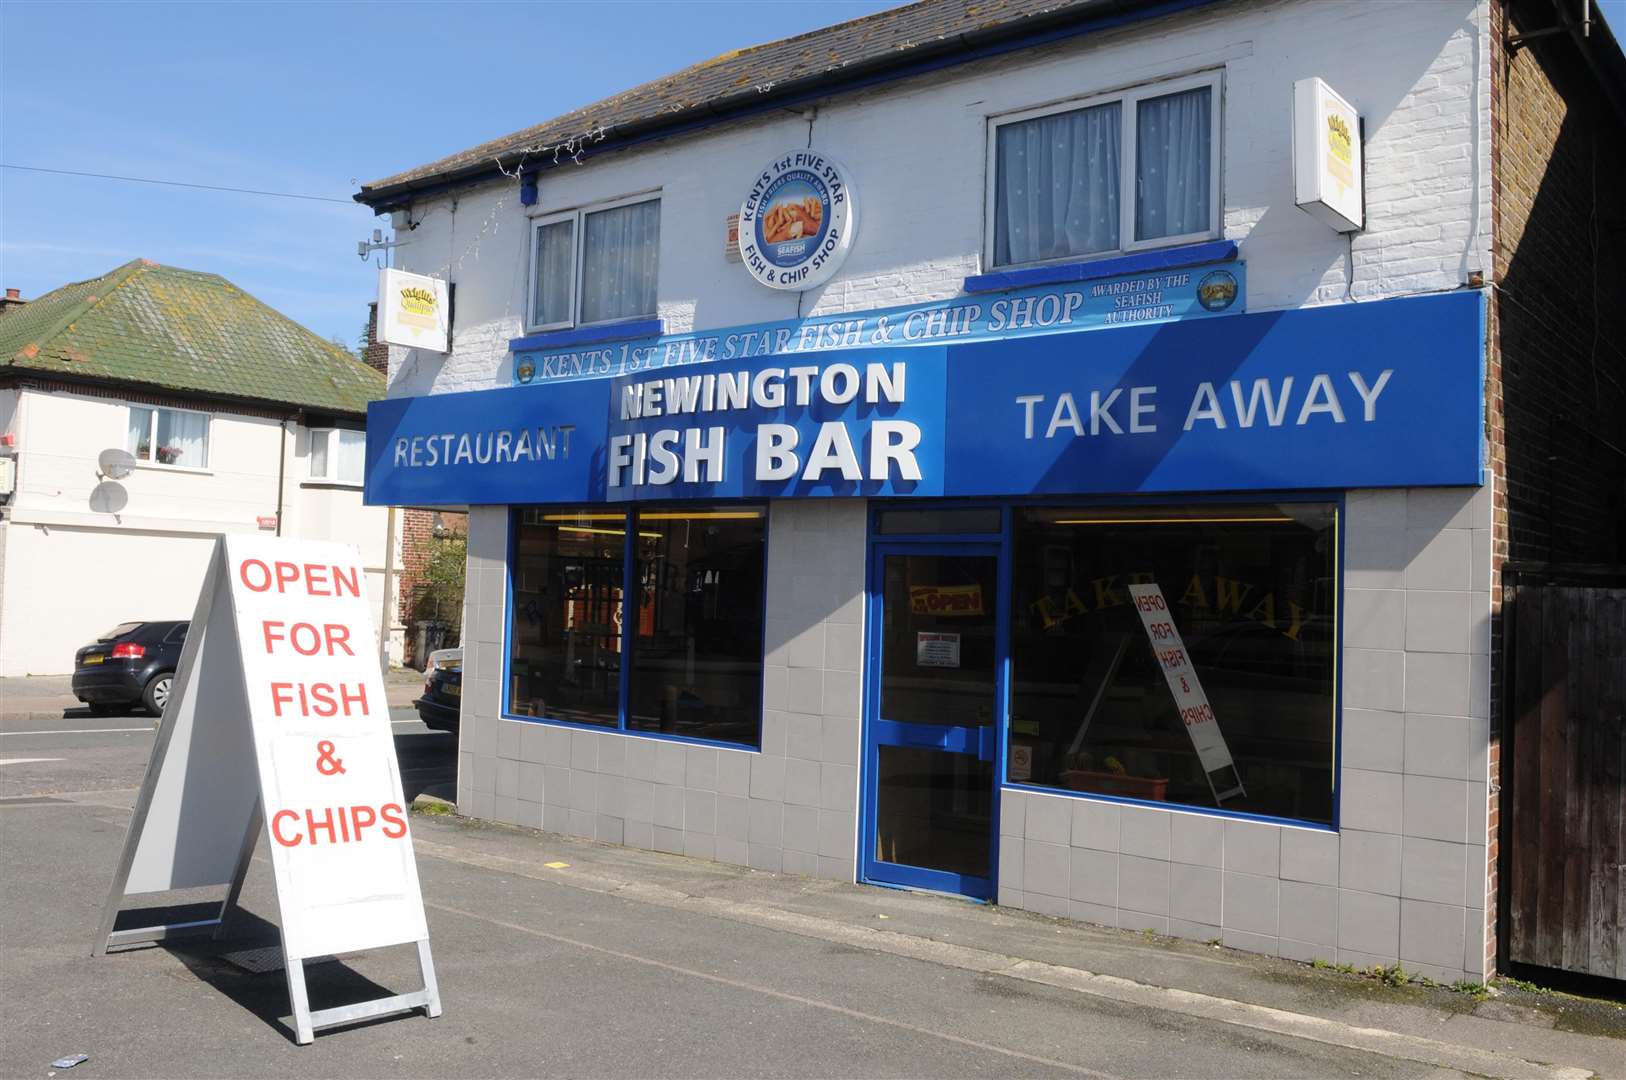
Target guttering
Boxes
[356,0,1222,212]
[0,369,372,422]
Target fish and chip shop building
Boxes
[356,0,1626,986]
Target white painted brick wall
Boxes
[382,0,1492,400]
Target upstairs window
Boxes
[528,195,661,332]
[126,405,209,469]
[308,427,365,485]
[988,72,1221,268]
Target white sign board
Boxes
[1127,583,1244,802]
[96,535,440,1044]
[377,268,449,353]
[1293,77,1363,233]
[916,631,961,669]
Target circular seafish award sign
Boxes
[738,151,857,291]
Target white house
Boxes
[0,259,404,676]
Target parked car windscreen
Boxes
[99,622,143,640]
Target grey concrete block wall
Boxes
[456,499,866,885]
[998,485,1494,983]
[455,486,1493,983]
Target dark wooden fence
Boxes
[1503,570,1625,982]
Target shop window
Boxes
[307,427,365,485]
[528,196,660,332]
[627,509,766,744]
[508,509,628,727]
[1007,503,1337,825]
[506,505,766,749]
[987,71,1220,268]
[126,405,209,469]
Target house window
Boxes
[1007,502,1337,825]
[126,405,209,469]
[308,428,365,485]
[528,196,660,331]
[506,505,766,749]
[988,72,1221,268]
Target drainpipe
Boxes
[379,505,397,674]
[275,418,288,535]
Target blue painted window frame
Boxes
[860,492,1344,862]
[500,502,769,752]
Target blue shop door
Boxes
[861,544,1000,900]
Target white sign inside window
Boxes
[916,631,961,668]
[1127,583,1243,802]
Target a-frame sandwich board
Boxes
[94,534,441,1044]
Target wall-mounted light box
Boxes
[1293,77,1364,234]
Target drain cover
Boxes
[221,947,338,974]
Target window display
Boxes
[1008,503,1338,824]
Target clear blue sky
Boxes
[3,0,1622,347]
[0,1,893,346]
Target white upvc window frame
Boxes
[126,402,212,472]
[306,426,365,487]
[524,190,661,333]
[984,69,1224,271]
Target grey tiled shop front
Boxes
[455,488,1493,984]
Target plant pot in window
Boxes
[1058,769,1170,801]
[156,445,183,465]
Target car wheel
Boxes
[143,672,174,717]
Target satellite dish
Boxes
[98,448,137,480]
[89,481,129,514]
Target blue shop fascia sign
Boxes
[510,262,1245,386]
[365,289,1486,508]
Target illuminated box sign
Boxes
[1294,77,1364,233]
[378,268,449,353]
[365,290,1484,508]
[510,263,1246,387]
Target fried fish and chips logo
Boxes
[1325,111,1355,186]
[397,285,439,330]
[1197,270,1239,312]
[738,151,857,291]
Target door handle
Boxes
[976,727,997,763]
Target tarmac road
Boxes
[1,709,1619,1079]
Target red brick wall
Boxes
[1486,0,1626,975]
[398,507,468,666]
[364,302,389,376]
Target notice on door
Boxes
[1127,583,1244,801]
[916,631,961,668]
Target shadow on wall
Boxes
[1496,1,1626,566]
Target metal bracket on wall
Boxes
[1505,0,1591,52]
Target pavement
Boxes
[2,707,1622,1078]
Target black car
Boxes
[414,652,462,733]
[71,621,188,716]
